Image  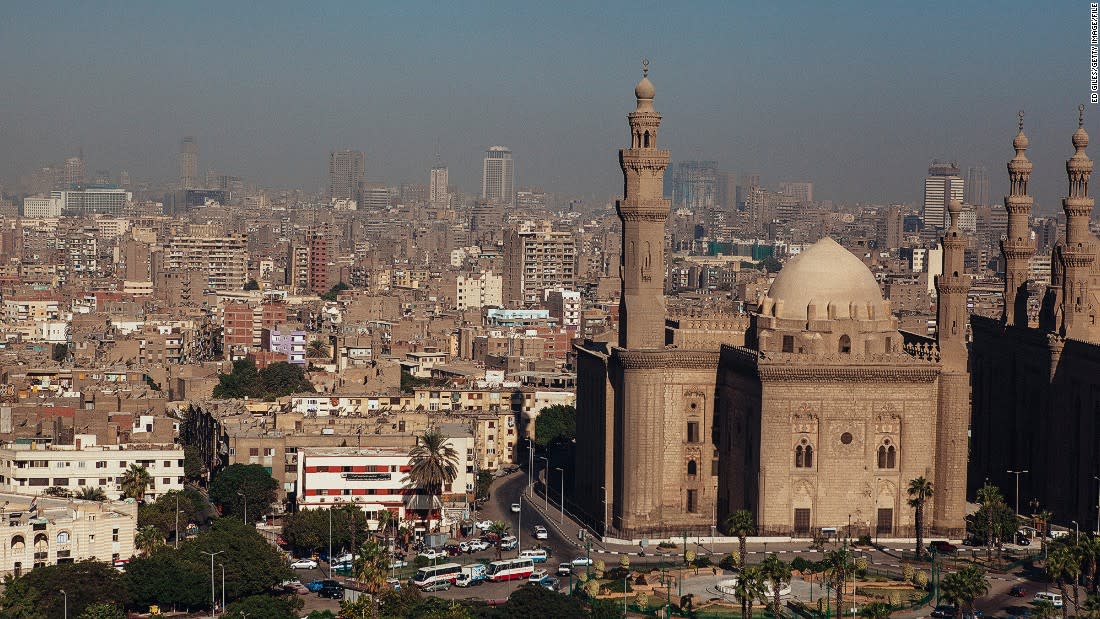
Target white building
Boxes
[22,196,63,218]
[923,161,964,230]
[544,288,581,327]
[0,442,185,502]
[482,146,514,206]
[0,492,137,578]
[456,271,503,310]
[295,440,474,534]
[429,164,449,206]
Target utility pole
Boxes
[175,493,180,550]
[219,563,225,613]
[200,550,224,618]
[1007,470,1028,543]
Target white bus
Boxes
[412,562,462,589]
[486,557,535,582]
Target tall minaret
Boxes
[933,199,971,535]
[1060,105,1095,339]
[1002,111,1035,327]
[617,60,671,350]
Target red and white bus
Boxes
[412,562,462,589]
[486,557,535,582]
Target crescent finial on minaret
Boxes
[1080,103,1086,128]
[1018,110,1024,132]
[642,58,649,78]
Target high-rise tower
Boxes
[329,150,365,202]
[1059,105,1095,338]
[1001,112,1035,326]
[180,137,198,189]
[429,160,449,206]
[481,146,514,206]
[617,60,670,350]
[923,161,964,230]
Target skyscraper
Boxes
[671,161,717,209]
[966,166,990,207]
[180,137,198,189]
[329,150,365,202]
[778,181,814,204]
[64,156,85,187]
[482,146,514,206]
[429,162,449,206]
[923,160,964,230]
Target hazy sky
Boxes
[0,1,1093,209]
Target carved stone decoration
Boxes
[826,421,864,457]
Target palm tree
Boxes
[307,339,330,359]
[1080,595,1100,619]
[353,539,389,617]
[76,487,108,502]
[1078,534,1100,593]
[907,477,934,560]
[404,429,460,533]
[725,509,756,568]
[1047,544,1082,619]
[760,553,792,619]
[1038,510,1055,559]
[940,564,989,618]
[731,566,767,619]
[135,525,163,554]
[119,464,152,502]
[825,547,857,618]
[976,483,1004,559]
[488,521,510,560]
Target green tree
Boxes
[968,500,1018,552]
[243,278,259,291]
[183,445,205,483]
[119,464,153,502]
[124,547,208,611]
[724,509,756,568]
[825,547,857,619]
[533,404,577,447]
[503,583,586,618]
[404,429,459,532]
[907,477,934,560]
[213,359,314,400]
[320,282,350,301]
[307,339,330,359]
[1033,599,1058,619]
[489,521,511,560]
[213,358,260,399]
[975,483,1005,557]
[1047,544,1081,619]
[757,256,782,273]
[78,602,126,619]
[76,486,108,501]
[939,564,989,618]
[183,518,294,603]
[760,553,792,619]
[225,593,303,619]
[0,560,127,619]
[353,539,390,617]
[861,602,893,619]
[135,525,165,554]
[732,566,767,619]
[209,463,278,523]
[45,486,73,498]
[305,612,338,619]
[139,490,198,543]
[52,342,70,363]
[281,506,370,557]
[475,470,494,503]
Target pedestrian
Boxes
[712,566,717,577]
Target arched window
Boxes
[878,440,897,469]
[805,445,813,467]
[887,445,896,468]
[795,439,814,468]
[839,335,851,353]
[877,445,887,468]
[795,445,804,467]
[644,131,651,148]
[687,460,697,476]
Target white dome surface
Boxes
[766,237,883,320]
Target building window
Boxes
[877,508,894,535]
[687,460,697,477]
[877,440,897,469]
[795,439,814,468]
[112,529,119,542]
[686,489,697,513]
[56,532,69,544]
[794,508,811,535]
[840,432,853,445]
[839,335,851,354]
[687,422,699,443]
[782,335,794,353]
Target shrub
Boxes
[413,556,429,568]
[719,553,739,571]
[605,566,629,581]
[658,541,677,549]
[602,579,632,594]
[858,534,873,546]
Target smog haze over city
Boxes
[0,1,1091,206]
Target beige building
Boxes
[456,271,503,310]
[502,225,576,307]
[161,234,249,291]
[574,67,970,541]
[0,443,185,502]
[0,492,137,577]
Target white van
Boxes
[519,549,548,563]
[1033,592,1063,608]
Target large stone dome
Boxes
[765,237,884,320]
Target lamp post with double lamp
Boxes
[200,550,225,618]
[600,485,609,538]
[237,490,247,524]
[60,589,67,619]
[219,563,225,613]
[537,456,549,511]
[554,467,565,525]
[1072,520,1080,545]
[1007,469,1028,543]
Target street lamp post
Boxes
[200,550,225,618]
[527,438,534,498]
[328,507,333,578]
[517,501,522,555]
[219,563,225,613]
[1094,476,1100,535]
[1072,520,1080,545]
[1007,470,1028,543]
[600,485,609,538]
[537,456,549,512]
[60,589,67,619]
[555,467,565,525]
[175,493,180,550]
[237,490,247,524]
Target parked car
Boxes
[571,556,593,567]
[534,526,548,540]
[390,559,408,569]
[444,543,463,556]
[528,569,549,583]
[1009,585,1027,597]
[556,563,572,576]
[930,605,957,618]
[499,535,518,550]
[475,520,494,530]
[511,503,521,513]
[290,558,319,569]
[419,549,445,561]
[468,539,490,552]
[317,583,344,600]
[422,580,451,592]
[1033,592,1063,608]
[386,578,402,591]
[306,579,340,593]
[929,541,957,554]
[1016,536,1031,546]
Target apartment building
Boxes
[0,442,185,502]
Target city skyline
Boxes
[0,2,1093,207]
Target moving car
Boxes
[290,558,319,569]
[929,541,957,554]
[499,535,518,550]
[386,578,402,591]
[1009,585,1027,597]
[556,563,572,576]
[930,605,957,618]
[534,525,548,540]
[540,576,560,591]
[511,503,521,513]
[519,549,548,563]
[528,568,548,583]
[571,556,594,567]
